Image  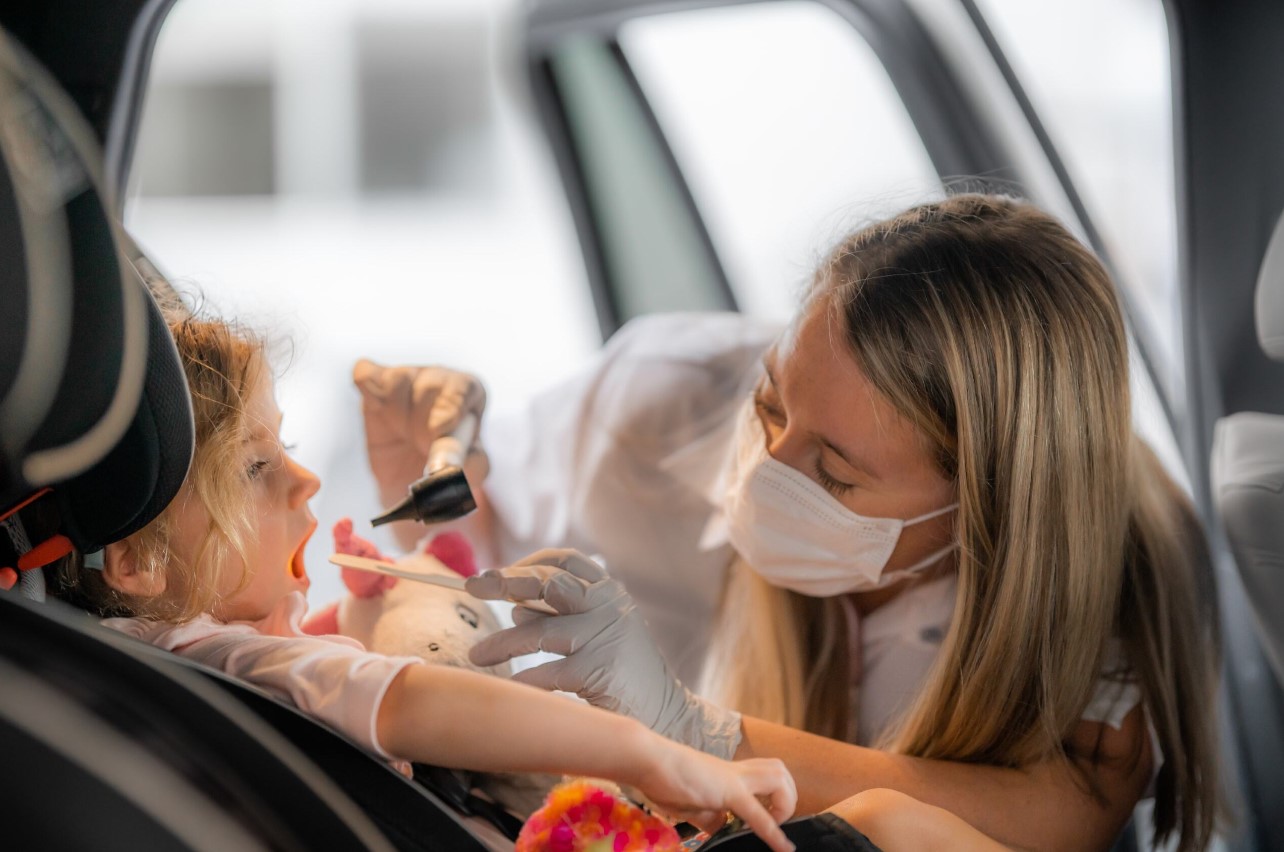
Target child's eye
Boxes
[247,459,270,481]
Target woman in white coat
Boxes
[355,195,1219,852]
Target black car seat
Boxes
[112,231,523,851]
[1211,210,1284,687]
[0,19,885,851]
[0,23,527,850]
[0,28,418,851]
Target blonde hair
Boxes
[702,195,1220,850]
[55,314,267,623]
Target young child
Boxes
[54,311,797,852]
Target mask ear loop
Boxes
[895,542,958,577]
[893,503,960,577]
[903,502,959,526]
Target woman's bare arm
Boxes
[826,788,1014,852]
[737,705,1152,852]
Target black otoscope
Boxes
[370,413,478,527]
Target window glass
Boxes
[973,0,1181,401]
[619,1,942,322]
[126,0,597,604]
[549,37,730,320]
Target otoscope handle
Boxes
[425,412,478,473]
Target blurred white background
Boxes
[125,0,1176,606]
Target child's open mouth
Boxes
[289,522,317,581]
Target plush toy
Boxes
[303,519,557,816]
[517,779,682,852]
[302,518,511,680]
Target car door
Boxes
[517,1,1272,850]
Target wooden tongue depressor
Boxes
[327,553,557,614]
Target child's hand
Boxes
[633,745,797,852]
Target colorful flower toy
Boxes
[516,779,682,852]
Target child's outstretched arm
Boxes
[377,664,797,852]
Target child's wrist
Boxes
[614,717,667,787]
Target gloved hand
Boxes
[352,358,489,509]
[466,549,743,759]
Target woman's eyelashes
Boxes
[754,390,855,495]
[813,459,854,496]
[247,459,271,481]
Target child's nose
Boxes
[288,458,321,506]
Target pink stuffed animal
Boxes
[302,519,511,679]
[304,519,556,817]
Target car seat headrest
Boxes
[0,29,193,557]
[1255,209,1284,360]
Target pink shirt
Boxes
[103,591,422,759]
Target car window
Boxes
[971,0,1187,490]
[974,0,1180,401]
[124,0,598,603]
[545,36,733,322]
[618,1,942,322]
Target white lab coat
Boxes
[483,312,1142,747]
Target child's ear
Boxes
[101,540,167,598]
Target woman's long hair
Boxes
[702,194,1219,850]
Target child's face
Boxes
[176,369,321,622]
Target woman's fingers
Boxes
[508,657,581,693]
[510,548,607,582]
[510,604,547,626]
[465,571,545,602]
[419,368,486,437]
[556,551,608,582]
[463,444,490,484]
[466,605,602,665]
[465,560,614,615]
[468,619,551,665]
[352,359,486,452]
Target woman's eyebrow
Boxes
[816,434,881,481]
[763,357,882,480]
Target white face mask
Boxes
[724,400,958,597]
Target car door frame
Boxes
[520,1,1272,850]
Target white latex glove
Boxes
[353,360,489,529]
[466,549,743,759]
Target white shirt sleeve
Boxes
[103,596,422,759]
[857,576,1151,734]
[176,629,420,758]
[482,311,778,567]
